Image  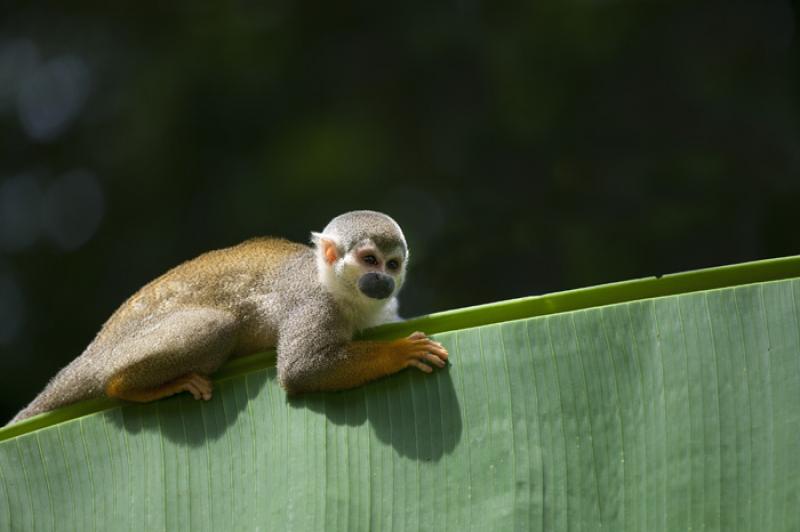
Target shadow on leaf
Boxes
[289,366,463,461]
[107,369,269,446]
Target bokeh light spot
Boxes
[41,170,105,251]
[0,174,43,252]
[0,39,39,112]
[16,54,91,142]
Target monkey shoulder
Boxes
[277,294,352,352]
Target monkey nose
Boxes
[358,273,395,300]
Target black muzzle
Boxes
[358,273,395,300]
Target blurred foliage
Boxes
[0,1,799,420]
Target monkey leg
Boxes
[278,330,449,393]
[104,308,238,403]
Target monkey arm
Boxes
[276,307,448,393]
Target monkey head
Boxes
[312,211,408,308]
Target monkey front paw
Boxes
[401,331,449,373]
[177,372,213,401]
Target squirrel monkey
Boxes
[8,211,448,425]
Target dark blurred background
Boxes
[1,2,799,421]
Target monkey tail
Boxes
[6,354,102,426]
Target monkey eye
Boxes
[362,254,378,266]
[387,259,400,271]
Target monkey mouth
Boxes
[358,273,395,300]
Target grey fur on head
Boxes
[315,210,407,255]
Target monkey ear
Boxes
[311,232,340,265]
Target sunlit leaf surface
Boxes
[1,262,799,531]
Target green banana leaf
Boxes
[2,256,800,531]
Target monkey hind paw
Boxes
[106,371,214,403]
[177,372,213,401]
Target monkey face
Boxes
[314,230,407,308]
[321,240,403,305]
[349,241,406,299]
